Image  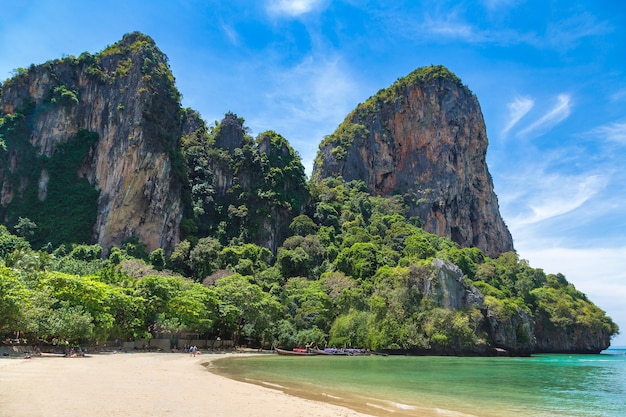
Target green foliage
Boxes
[282,278,333,331]
[316,121,368,167]
[14,217,37,237]
[214,274,281,346]
[179,115,309,249]
[218,243,272,276]
[328,309,371,348]
[122,237,149,261]
[50,85,79,106]
[0,114,99,248]
[398,65,463,88]
[188,237,221,280]
[149,248,166,271]
[530,285,618,335]
[0,225,31,258]
[0,266,31,334]
[0,87,615,347]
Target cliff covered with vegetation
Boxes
[313,66,513,258]
[0,33,618,354]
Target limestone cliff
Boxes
[183,113,309,253]
[0,32,186,252]
[312,66,513,258]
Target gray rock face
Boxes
[313,66,514,258]
[0,33,186,253]
[429,259,484,310]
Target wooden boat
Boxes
[274,347,317,356]
[314,348,348,355]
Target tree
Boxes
[214,274,281,347]
[0,225,31,259]
[14,217,37,237]
[289,214,318,236]
[336,242,381,280]
[282,278,333,331]
[168,240,192,276]
[189,237,221,281]
[0,267,30,337]
[40,272,115,342]
[149,248,166,271]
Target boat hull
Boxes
[274,348,317,356]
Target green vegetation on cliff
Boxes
[313,65,465,176]
[179,113,308,250]
[0,178,618,353]
[0,105,99,247]
[0,39,617,354]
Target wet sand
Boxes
[0,352,373,417]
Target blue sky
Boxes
[1,0,625,346]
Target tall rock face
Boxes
[312,66,513,258]
[0,32,186,252]
[180,112,309,254]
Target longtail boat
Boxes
[274,347,317,356]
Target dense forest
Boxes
[0,175,618,354]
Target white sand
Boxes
[0,352,375,417]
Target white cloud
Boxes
[502,96,534,136]
[250,54,359,175]
[518,94,572,138]
[589,122,626,144]
[544,12,612,50]
[507,173,606,230]
[265,0,326,17]
[220,23,239,46]
[421,13,485,43]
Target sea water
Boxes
[209,348,626,417]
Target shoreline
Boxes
[0,351,376,417]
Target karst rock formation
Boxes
[313,66,514,258]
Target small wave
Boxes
[259,381,284,389]
[321,393,342,400]
[432,407,478,416]
[365,402,396,412]
[390,402,417,410]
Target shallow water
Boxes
[210,348,626,417]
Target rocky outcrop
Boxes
[534,313,612,354]
[0,32,186,253]
[313,66,513,258]
[178,111,308,254]
[428,259,484,310]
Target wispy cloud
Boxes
[251,54,359,174]
[265,0,326,17]
[508,173,606,229]
[421,12,486,43]
[481,0,520,10]
[220,23,239,46]
[517,94,572,138]
[545,12,612,50]
[502,96,534,136]
[588,122,626,144]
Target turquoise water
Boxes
[210,348,626,417]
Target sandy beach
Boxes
[0,352,374,417]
